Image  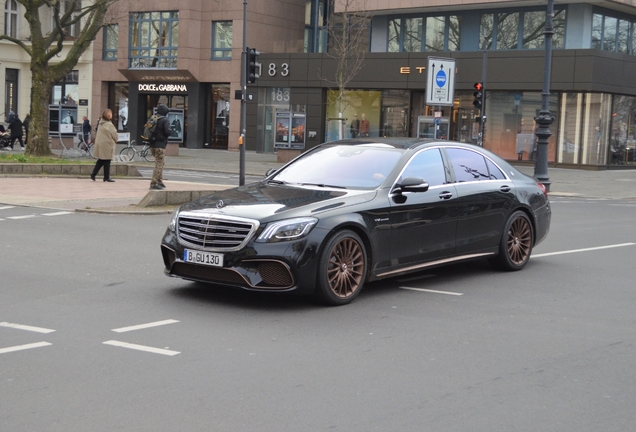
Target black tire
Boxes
[490,211,533,271]
[143,146,155,163]
[120,146,135,161]
[88,143,96,159]
[314,230,367,306]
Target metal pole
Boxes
[534,0,554,192]
[239,0,247,186]
[478,50,487,147]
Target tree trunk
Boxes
[25,69,55,157]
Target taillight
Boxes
[537,182,548,198]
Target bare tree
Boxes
[323,0,370,140]
[0,0,119,156]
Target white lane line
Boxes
[103,340,180,356]
[0,206,15,210]
[42,211,74,216]
[400,287,463,296]
[6,215,39,220]
[112,319,180,333]
[0,342,52,354]
[0,322,56,333]
[532,242,635,259]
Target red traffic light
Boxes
[474,82,483,91]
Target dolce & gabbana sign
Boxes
[138,83,188,92]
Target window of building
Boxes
[389,15,461,52]
[4,0,18,38]
[129,11,179,68]
[305,0,329,53]
[481,8,566,50]
[212,21,232,59]
[51,1,81,38]
[52,70,79,105]
[592,11,636,55]
[103,24,118,60]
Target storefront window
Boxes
[609,95,636,165]
[210,84,230,149]
[557,93,583,164]
[109,83,129,132]
[483,91,557,162]
[52,70,79,105]
[581,93,611,165]
[380,90,409,137]
[325,89,381,141]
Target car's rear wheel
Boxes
[490,211,533,271]
[315,230,367,306]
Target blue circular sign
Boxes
[436,70,447,88]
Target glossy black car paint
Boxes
[161,139,551,301]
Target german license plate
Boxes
[183,249,224,267]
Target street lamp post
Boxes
[534,0,554,192]
[239,0,247,186]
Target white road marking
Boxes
[42,211,74,216]
[400,287,463,296]
[0,206,15,210]
[0,322,56,333]
[6,215,38,220]
[532,242,635,258]
[103,340,180,356]
[0,342,52,354]
[111,319,180,333]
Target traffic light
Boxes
[473,82,484,109]
[246,47,261,84]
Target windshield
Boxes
[273,145,404,189]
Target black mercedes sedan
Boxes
[161,139,551,305]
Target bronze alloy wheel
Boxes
[316,230,367,305]
[507,215,532,265]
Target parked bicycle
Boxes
[119,139,155,162]
[77,133,95,158]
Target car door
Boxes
[388,148,458,267]
[444,147,517,254]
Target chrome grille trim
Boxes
[176,212,260,252]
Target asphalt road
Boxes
[1,197,635,431]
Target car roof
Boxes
[327,138,483,151]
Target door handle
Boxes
[500,185,511,193]
[439,191,453,200]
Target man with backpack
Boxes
[148,104,172,190]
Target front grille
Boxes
[177,213,258,251]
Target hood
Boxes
[179,182,376,221]
[156,104,169,116]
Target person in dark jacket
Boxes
[8,114,25,150]
[82,116,91,144]
[23,114,30,147]
[149,104,172,190]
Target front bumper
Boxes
[161,229,322,295]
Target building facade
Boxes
[1,0,94,127]
[5,1,636,168]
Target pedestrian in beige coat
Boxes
[90,109,118,182]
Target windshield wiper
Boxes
[300,183,347,189]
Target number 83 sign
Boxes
[268,63,289,77]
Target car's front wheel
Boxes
[315,230,367,306]
[490,210,533,271]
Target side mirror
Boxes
[394,177,429,194]
[265,168,278,177]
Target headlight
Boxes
[168,207,180,232]
[256,217,318,243]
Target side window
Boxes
[485,158,506,180]
[399,149,447,187]
[445,148,490,182]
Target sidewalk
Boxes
[1,147,636,213]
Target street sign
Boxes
[426,57,456,107]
